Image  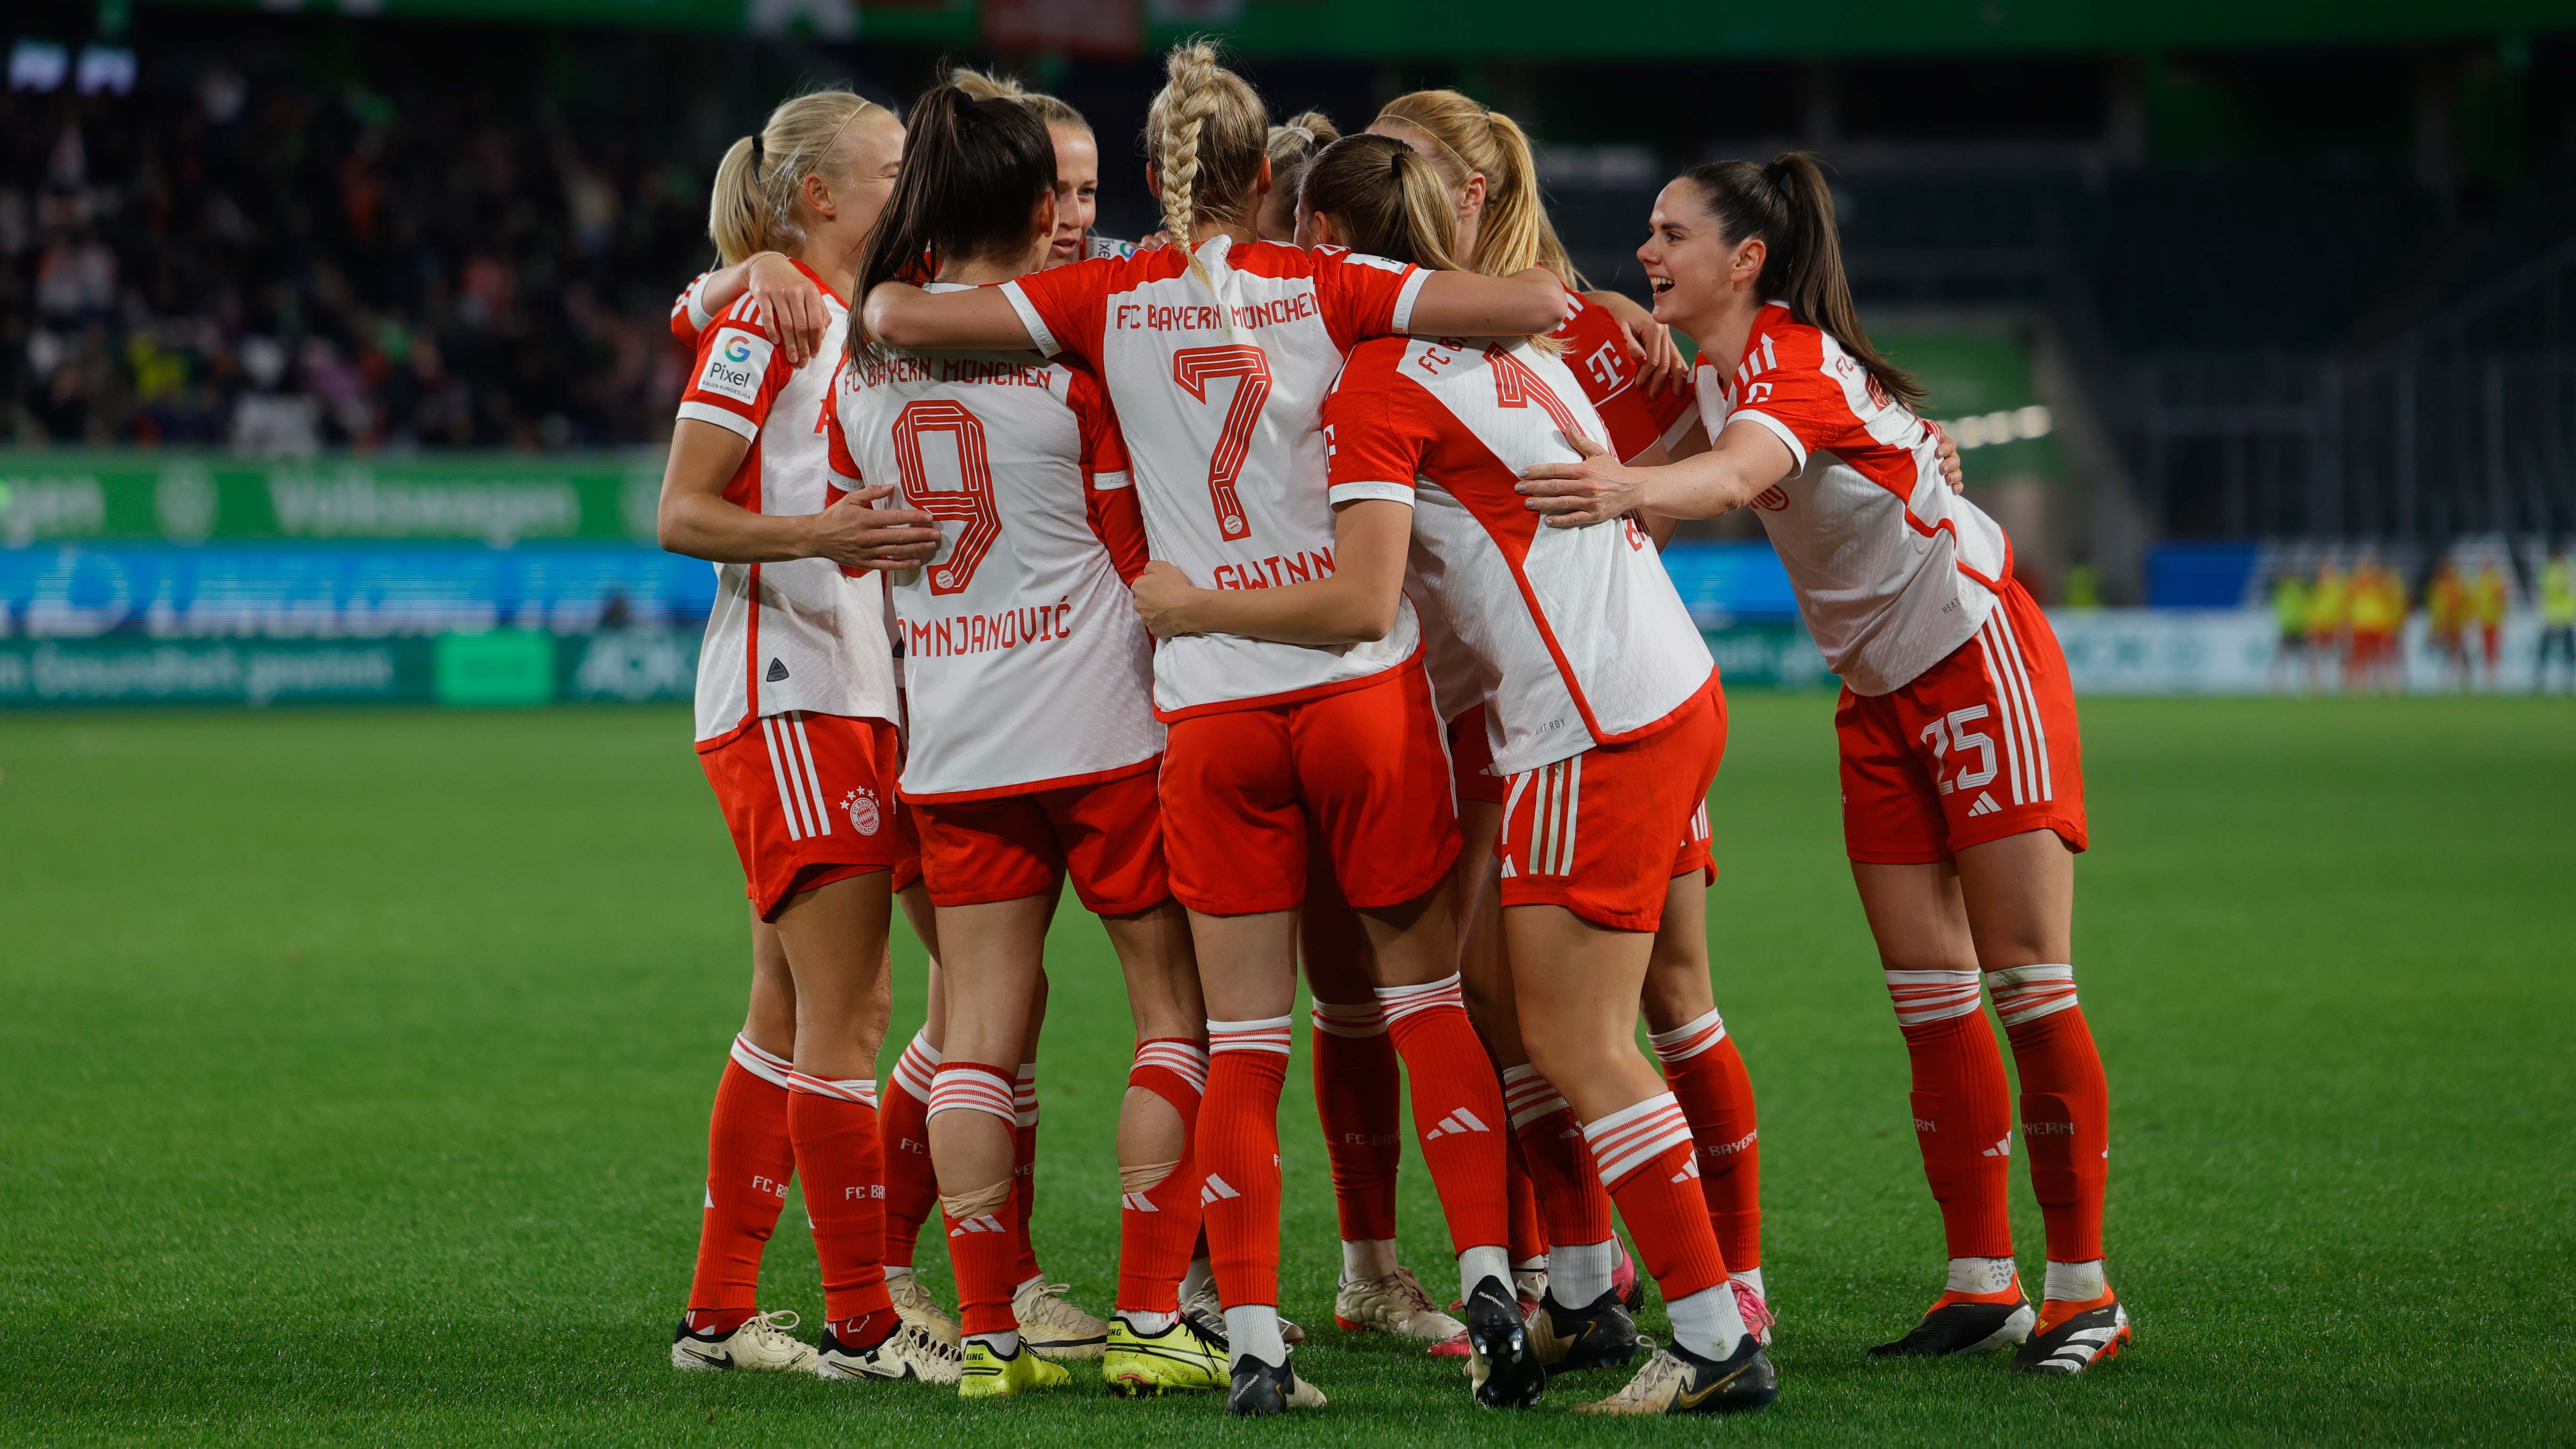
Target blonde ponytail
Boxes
[706,89,884,267]
[1374,89,1586,288]
[948,64,1090,135]
[1144,39,1268,290]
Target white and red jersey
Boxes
[671,270,717,348]
[1325,335,1713,777]
[1549,292,1696,465]
[999,236,1430,721]
[1693,301,2012,697]
[674,264,900,745]
[825,284,1160,803]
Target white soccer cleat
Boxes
[1012,1279,1110,1361]
[888,1273,962,1347]
[1333,1266,1466,1341]
[670,1310,817,1373]
[815,1320,964,1385]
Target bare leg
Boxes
[742,907,797,1062]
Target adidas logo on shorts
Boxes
[1967,790,2003,817]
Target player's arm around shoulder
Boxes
[1128,499,1414,646]
[1517,417,1798,529]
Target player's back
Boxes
[1329,334,1711,775]
[1693,302,2010,697]
[829,323,1157,800]
[1002,236,1429,718]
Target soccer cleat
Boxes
[887,1274,961,1347]
[1334,1266,1465,1341]
[1012,1279,1110,1361]
[1182,1280,1304,1347]
[1103,1315,1230,1396]
[1429,1283,1540,1359]
[1462,1277,1546,1409]
[2009,1293,2132,1375]
[671,1310,816,1373]
[1734,1280,1777,1348]
[1526,1287,1642,1375]
[815,1320,963,1384]
[1868,1284,2037,1358]
[1225,1354,1328,1416]
[958,1336,1073,1398]
[1572,1335,1778,1416]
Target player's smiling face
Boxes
[1637,179,1736,333]
[1047,125,1100,268]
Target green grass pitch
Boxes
[3,694,2570,1447]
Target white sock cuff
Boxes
[1500,1063,1570,1128]
[1581,1092,1693,1187]
[2043,1258,2108,1302]
[1665,1280,1749,1362]
[1373,972,1466,1024]
[1647,1007,1727,1063]
[891,1030,941,1103]
[785,1070,878,1108]
[1988,964,2079,1025]
[1208,1015,1294,1055]
[1131,1038,1210,1094]
[1550,1239,1616,1305]
[1013,1064,1039,1127]
[1885,967,1986,1027]
[1310,999,1387,1036]
[729,1035,796,1090]
[925,1063,1016,1124]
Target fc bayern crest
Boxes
[843,788,882,837]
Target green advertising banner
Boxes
[0,450,667,547]
[0,628,708,708]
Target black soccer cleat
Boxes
[1224,1353,1327,1416]
[2008,1296,2132,1375]
[1526,1287,1643,1376]
[1868,1292,2037,1358]
[1462,1277,1546,1409]
[1572,1333,1778,1416]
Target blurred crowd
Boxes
[2270,546,2576,693]
[0,68,712,453]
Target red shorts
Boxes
[698,711,911,920]
[910,765,1169,916]
[1160,663,1461,916]
[1837,578,2088,864]
[1447,702,1509,806]
[1495,679,1726,933]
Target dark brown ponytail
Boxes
[1678,151,1923,409]
[849,84,1056,366]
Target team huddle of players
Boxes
[652,41,2130,1418]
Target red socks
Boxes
[1198,1016,1292,1307]
[1505,1136,1546,1270]
[1502,1063,1618,1248]
[928,1061,1022,1338]
[1885,968,2016,1259]
[1012,1061,1041,1285]
[1308,999,1402,1244]
[1582,1093,1730,1303]
[784,1069,894,1345]
[1375,974,1509,1256]
[879,1030,940,1274]
[1990,966,2110,1267]
[686,1036,797,1334]
[1649,1008,1763,1272]
[1119,1038,1209,1313]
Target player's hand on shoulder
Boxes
[747,251,829,365]
[1517,431,1641,528]
[1129,560,1202,637]
[807,485,940,570]
[1929,420,1965,493]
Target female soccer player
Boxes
[831,80,1227,1401]
[863,41,1572,1416]
[1370,89,1777,1339]
[1129,131,1775,1416]
[656,89,963,1385]
[1518,151,2131,1377]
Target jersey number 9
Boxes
[892,400,1003,596]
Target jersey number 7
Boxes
[892,399,1002,596]
[1172,345,1272,543]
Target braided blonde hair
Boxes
[708,89,884,267]
[1144,40,1268,291]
